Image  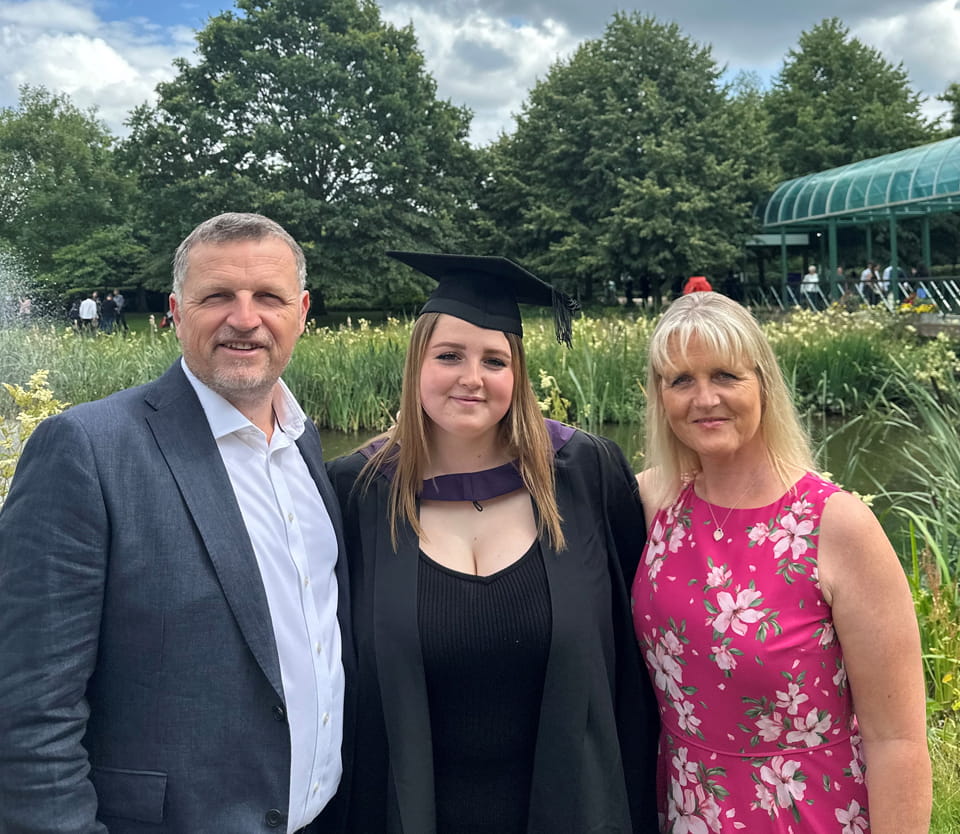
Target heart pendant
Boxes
[713,528,724,541]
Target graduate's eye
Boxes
[435,352,460,362]
[667,374,691,387]
[484,356,509,369]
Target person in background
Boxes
[99,291,117,333]
[631,291,930,833]
[800,263,820,309]
[113,288,129,332]
[328,251,658,833]
[0,212,354,833]
[78,291,98,333]
[68,297,82,329]
[682,275,712,294]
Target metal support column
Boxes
[828,220,838,301]
[888,214,899,303]
[780,229,788,306]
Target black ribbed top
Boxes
[418,542,552,834]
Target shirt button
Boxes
[303,576,310,588]
[316,642,322,654]
[322,713,330,726]
[313,782,320,795]
[287,512,294,522]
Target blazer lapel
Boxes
[372,505,437,834]
[297,423,356,677]
[144,363,284,699]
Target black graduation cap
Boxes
[386,251,578,346]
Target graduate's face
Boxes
[170,237,308,411]
[659,334,763,464]
[419,314,515,443]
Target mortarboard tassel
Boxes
[552,290,579,348]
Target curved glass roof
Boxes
[762,135,960,228]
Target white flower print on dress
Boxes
[789,497,814,517]
[694,785,723,833]
[769,513,814,560]
[705,564,731,588]
[645,518,667,582]
[674,698,702,735]
[759,756,807,814]
[709,587,764,636]
[833,661,848,691]
[755,711,785,743]
[747,521,772,546]
[647,639,684,701]
[786,707,832,747]
[835,799,868,833]
[668,782,710,834]
[711,642,738,672]
[816,620,836,648]
[672,746,700,787]
[667,522,687,553]
[751,781,778,816]
[775,681,809,716]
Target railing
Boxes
[742,276,960,314]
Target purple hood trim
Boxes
[359,419,575,502]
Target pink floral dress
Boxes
[631,472,870,833]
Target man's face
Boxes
[169,237,308,414]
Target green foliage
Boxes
[929,718,960,834]
[937,82,960,138]
[0,370,69,505]
[766,307,960,415]
[765,18,934,179]
[479,14,767,300]
[0,86,137,298]
[121,0,479,308]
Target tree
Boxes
[122,0,479,310]
[0,86,136,301]
[765,18,933,179]
[476,13,767,301]
[937,82,960,137]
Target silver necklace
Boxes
[702,479,756,542]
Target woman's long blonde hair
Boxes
[644,292,816,507]
[361,312,565,550]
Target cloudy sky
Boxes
[1,0,959,146]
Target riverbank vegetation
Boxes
[2,305,959,824]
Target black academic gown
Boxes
[327,425,659,834]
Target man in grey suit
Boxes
[0,213,353,833]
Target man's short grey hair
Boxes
[172,212,307,299]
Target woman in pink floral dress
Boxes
[631,292,930,833]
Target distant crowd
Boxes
[66,289,129,334]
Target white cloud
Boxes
[0,1,190,135]
[382,4,580,144]
[0,0,101,32]
[854,0,960,124]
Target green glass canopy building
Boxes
[761,135,960,300]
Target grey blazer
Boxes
[0,362,354,833]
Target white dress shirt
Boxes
[182,361,344,832]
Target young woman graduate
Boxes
[327,252,659,834]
